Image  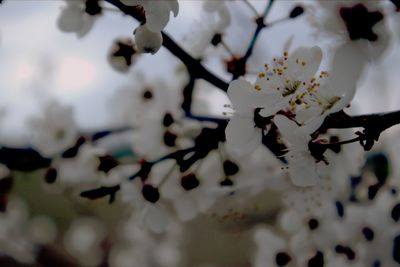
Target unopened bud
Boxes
[289,6,304,18]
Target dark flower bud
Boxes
[308,251,324,267]
[44,168,57,184]
[223,160,239,176]
[225,56,246,78]
[394,235,400,264]
[362,227,374,241]
[335,245,356,260]
[97,155,119,173]
[142,88,153,100]
[275,252,291,266]
[142,184,160,203]
[308,140,328,164]
[85,0,102,16]
[220,178,234,187]
[163,131,177,147]
[163,113,174,127]
[289,6,304,18]
[335,201,345,218]
[308,218,319,230]
[211,33,222,46]
[391,203,400,222]
[0,176,13,193]
[181,173,200,191]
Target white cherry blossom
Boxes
[225,46,324,154]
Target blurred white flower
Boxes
[57,0,100,38]
[29,101,78,157]
[64,217,106,267]
[0,198,56,264]
[108,37,139,73]
[54,144,104,186]
[308,1,390,60]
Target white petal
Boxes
[288,153,319,187]
[144,205,168,234]
[302,115,325,134]
[143,2,171,32]
[225,115,261,155]
[274,115,309,148]
[173,196,197,221]
[228,78,266,113]
[57,5,84,33]
[330,42,367,95]
[168,0,179,17]
[287,46,322,83]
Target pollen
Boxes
[258,72,266,78]
[254,84,262,91]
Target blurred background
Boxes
[1,1,400,267]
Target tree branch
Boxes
[104,0,229,91]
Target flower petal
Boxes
[287,46,323,83]
[228,78,267,113]
[288,152,319,187]
[225,115,261,155]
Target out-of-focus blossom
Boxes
[57,0,102,38]
[0,198,57,264]
[29,101,78,157]
[64,217,106,267]
[308,0,390,60]
[108,37,139,73]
